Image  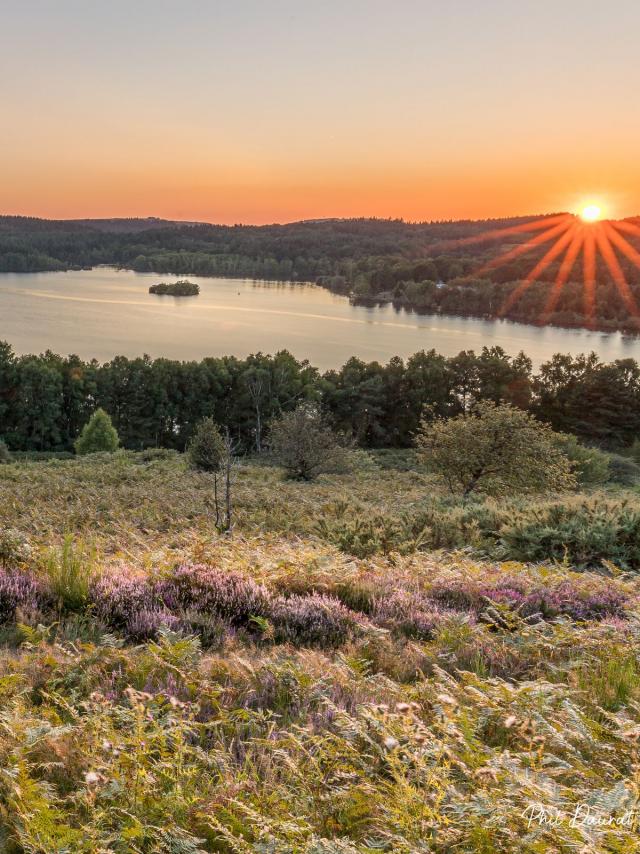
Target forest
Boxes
[2,214,640,333]
[1,340,639,453]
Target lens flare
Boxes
[437,208,640,327]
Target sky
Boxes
[2,0,640,224]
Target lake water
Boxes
[2,267,640,370]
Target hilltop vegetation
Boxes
[2,342,640,850]
[2,214,640,332]
[1,449,640,850]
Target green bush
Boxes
[606,453,640,486]
[187,417,225,472]
[75,409,120,455]
[553,435,610,486]
[496,498,640,569]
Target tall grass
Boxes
[41,535,96,613]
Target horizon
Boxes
[3,1,640,223]
[4,210,640,229]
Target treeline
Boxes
[2,215,640,333]
[1,341,638,453]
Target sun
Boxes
[580,203,602,223]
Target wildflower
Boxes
[504,715,517,728]
[384,736,399,750]
[84,771,101,785]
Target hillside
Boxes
[1,451,640,851]
[2,213,640,333]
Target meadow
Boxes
[1,451,640,852]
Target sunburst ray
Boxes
[595,226,640,316]
[431,213,571,253]
[582,229,597,325]
[541,227,584,320]
[498,223,578,316]
[476,218,574,277]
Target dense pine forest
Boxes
[2,214,640,333]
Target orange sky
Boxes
[2,1,640,223]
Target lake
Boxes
[2,267,640,370]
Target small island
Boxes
[149,279,200,296]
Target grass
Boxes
[1,451,640,851]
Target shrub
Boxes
[496,498,640,569]
[0,440,12,464]
[428,571,629,622]
[0,529,33,570]
[267,593,363,646]
[124,608,181,642]
[553,434,610,485]
[268,404,350,481]
[186,418,225,472]
[416,400,576,497]
[315,512,428,558]
[0,569,47,623]
[606,453,640,486]
[158,564,270,625]
[75,408,119,455]
[372,590,455,640]
[89,567,156,631]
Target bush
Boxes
[0,529,33,570]
[315,512,428,558]
[75,409,119,455]
[186,418,225,472]
[496,498,640,569]
[553,434,610,486]
[90,567,157,632]
[372,590,456,640]
[158,564,270,625]
[428,572,628,622]
[0,569,47,623]
[0,440,11,464]
[267,593,363,646]
[416,401,576,497]
[268,404,350,481]
[606,453,640,486]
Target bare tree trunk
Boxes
[222,428,235,534]
[213,473,221,528]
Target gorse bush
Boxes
[74,408,119,455]
[497,497,640,569]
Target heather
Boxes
[1,452,640,850]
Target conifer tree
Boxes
[74,409,119,455]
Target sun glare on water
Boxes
[580,203,603,222]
